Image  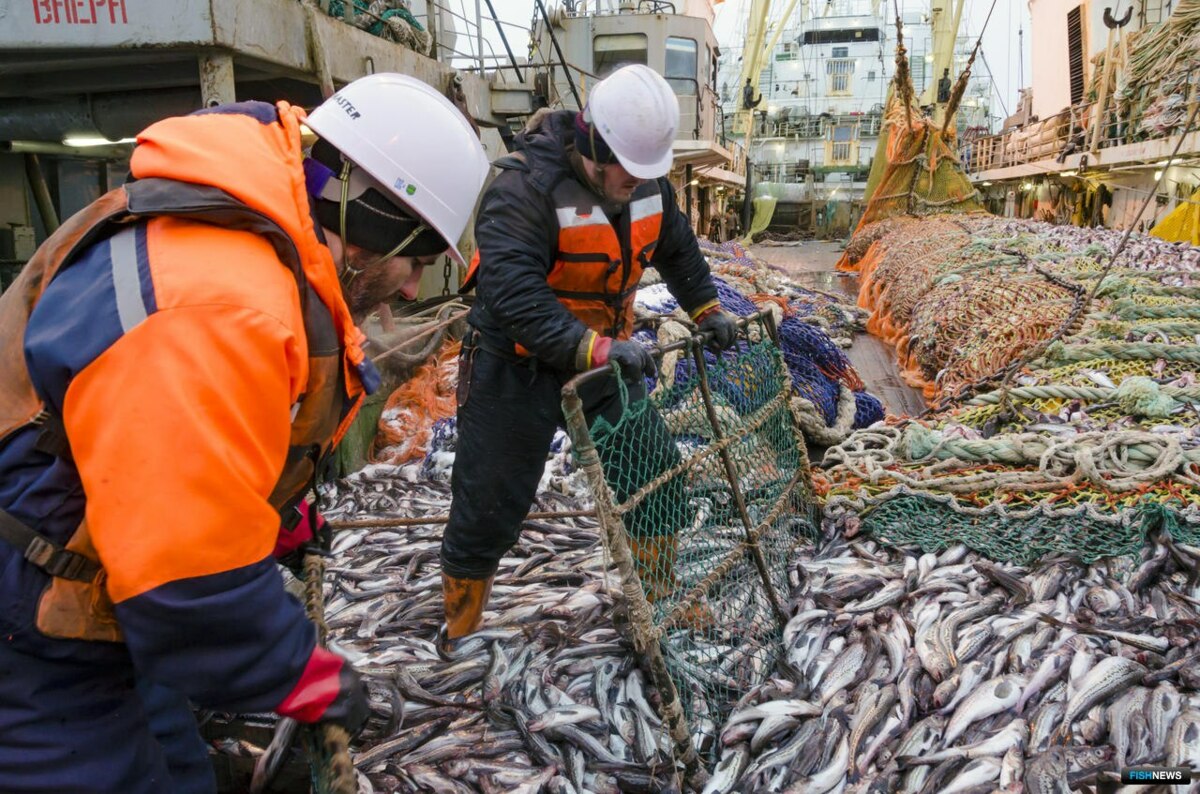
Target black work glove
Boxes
[598,338,656,382]
[697,309,739,351]
[322,664,371,739]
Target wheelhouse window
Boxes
[665,36,698,96]
[593,34,648,78]
[828,123,857,164]
[827,58,854,95]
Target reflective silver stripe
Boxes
[555,205,610,229]
[109,227,147,333]
[630,194,663,222]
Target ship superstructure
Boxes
[717,0,992,234]
[528,0,746,237]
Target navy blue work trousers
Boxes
[440,348,683,579]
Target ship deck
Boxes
[749,240,927,419]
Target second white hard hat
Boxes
[586,64,679,180]
[304,73,490,265]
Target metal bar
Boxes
[685,164,694,228]
[4,140,132,161]
[559,383,707,790]
[198,53,236,108]
[24,153,59,235]
[533,0,582,107]
[562,313,768,392]
[330,509,595,529]
[689,333,788,628]
[482,0,524,83]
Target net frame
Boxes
[560,312,817,787]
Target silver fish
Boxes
[943,675,1025,745]
[1062,656,1147,733]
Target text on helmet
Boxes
[334,95,362,120]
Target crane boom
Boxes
[731,0,802,142]
[731,0,775,136]
[920,0,965,115]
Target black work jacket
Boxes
[467,110,718,372]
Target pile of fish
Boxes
[707,529,1200,793]
[317,469,684,794]
[307,455,1200,794]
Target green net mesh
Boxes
[825,198,1200,566]
[570,323,817,767]
[853,494,1200,565]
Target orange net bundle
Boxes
[373,340,461,464]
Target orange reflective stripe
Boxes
[629,194,663,222]
[69,221,306,604]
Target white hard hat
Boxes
[305,73,489,265]
[585,65,679,180]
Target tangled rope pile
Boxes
[821,35,1200,563]
[827,210,1200,561]
[1090,0,1200,139]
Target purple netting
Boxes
[777,317,855,385]
[418,417,457,478]
[713,278,759,317]
[854,391,885,427]
[788,355,841,425]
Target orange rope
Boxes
[372,340,461,465]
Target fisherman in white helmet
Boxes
[0,74,488,792]
[441,64,738,647]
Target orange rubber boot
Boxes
[439,573,493,649]
[627,533,713,631]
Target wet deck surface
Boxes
[751,242,927,418]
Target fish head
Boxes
[1066,743,1114,768]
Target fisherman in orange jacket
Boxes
[440,65,738,646]
[0,74,488,793]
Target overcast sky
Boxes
[469,0,1032,121]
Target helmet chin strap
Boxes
[336,159,359,287]
[585,113,614,203]
[335,157,429,290]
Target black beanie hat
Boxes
[574,111,618,165]
[308,138,449,257]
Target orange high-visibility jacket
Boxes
[0,101,372,716]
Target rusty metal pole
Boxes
[560,379,709,791]
[689,328,788,628]
[302,0,337,100]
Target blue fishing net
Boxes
[713,279,759,317]
[634,274,881,432]
[854,391,885,427]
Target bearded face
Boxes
[326,234,436,321]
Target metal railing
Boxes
[725,112,884,141]
[751,161,871,184]
[959,66,1200,175]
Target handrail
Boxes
[959,66,1200,175]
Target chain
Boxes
[441,256,453,297]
